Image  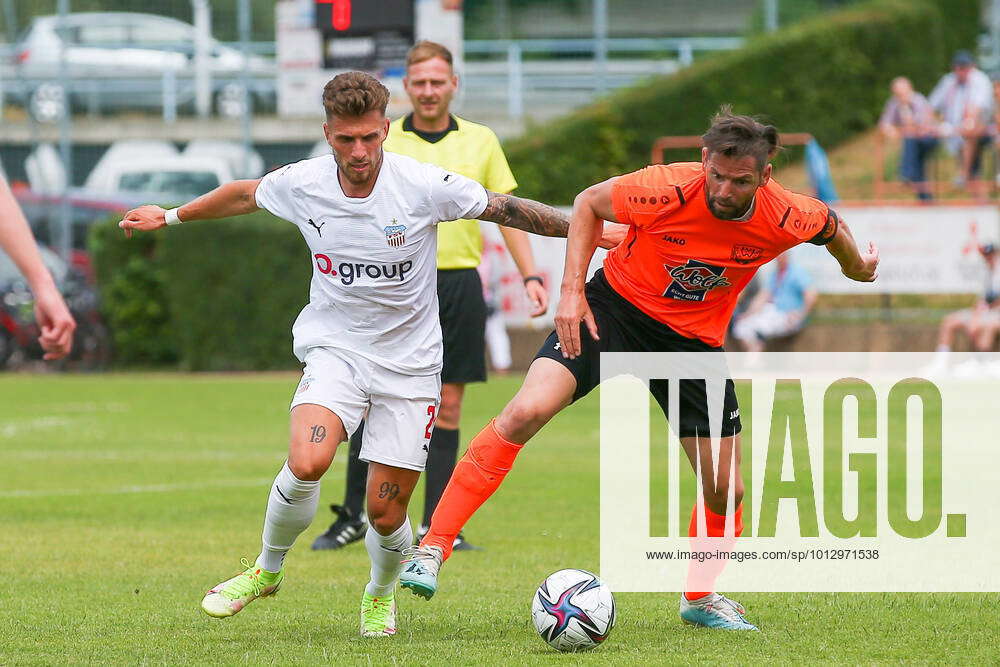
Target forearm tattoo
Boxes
[479,191,570,238]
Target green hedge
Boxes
[505,0,981,203]
[159,215,310,371]
[89,211,309,370]
[89,215,177,367]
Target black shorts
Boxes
[438,268,487,384]
[534,269,741,438]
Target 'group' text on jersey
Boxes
[605,162,838,347]
[254,152,488,375]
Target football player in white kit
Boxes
[118,72,613,637]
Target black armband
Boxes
[523,275,544,287]
[808,209,839,246]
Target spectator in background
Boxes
[478,233,514,375]
[923,243,1000,377]
[929,50,994,194]
[990,72,1000,169]
[0,176,75,360]
[879,76,938,202]
[732,251,818,354]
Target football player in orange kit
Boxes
[400,108,879,630]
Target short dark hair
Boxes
[701,106,780,170]
[406,40,453,70]
[322,71,390,119]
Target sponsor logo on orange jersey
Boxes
[663,260,731,301]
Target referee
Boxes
[312,41,548,551]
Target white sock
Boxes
[257,462,320,573]
[364,519,412,597]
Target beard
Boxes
[707,195,750,220]
[335,150,382,187]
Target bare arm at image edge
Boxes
[0,177,76,360]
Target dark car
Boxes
[0,244,110,369]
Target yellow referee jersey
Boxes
[384,114,517,269]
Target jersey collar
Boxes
[732,195,756,222]
[402,113,459,144]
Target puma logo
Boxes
[307,218,325,236]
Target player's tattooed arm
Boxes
[478,190,621,249]
[478,191,571,238]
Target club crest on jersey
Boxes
[384,221,406,248]
[730,244,763,264]
[663,260,731,301]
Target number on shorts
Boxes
[424,404,437,439]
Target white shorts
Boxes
[952,308,1000,326]
[290,346,440,471]
[733,303,802,342]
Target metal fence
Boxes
[462,37,744,119]
[0,36,743,124]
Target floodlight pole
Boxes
[764,0,779,32]
[594,0,608,96]
[2,0,17,41]
[56,0,72,261]
[192,0,212,118]
[992,0,1000,68]
[238,0,253,168]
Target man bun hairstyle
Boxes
[322,71,390,119]
[701,105,781,170]
[406,40,454,69]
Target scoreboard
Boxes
[314,0,415,73]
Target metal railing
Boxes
[0,36,744,123]
[873,133,998,201]
[651,132,814,165]
[462,37,745,119]
[0,66,276,123]
[464,37,745,61]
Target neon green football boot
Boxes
[201,558,284,618]
[360,591,397,637]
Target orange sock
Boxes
[420,419,524,560]
[685,503,743,601]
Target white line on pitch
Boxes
[0,416,77,438]
[0,477,276,498]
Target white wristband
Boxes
[164,207,183,226]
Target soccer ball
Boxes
[531,569,616,652]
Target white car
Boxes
[9,12,275,119]
[84,153,233,202]
[84,140,180,194]
[309,140,331,159]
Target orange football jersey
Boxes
[604,162,837,347]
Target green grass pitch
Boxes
[1,373,996,664]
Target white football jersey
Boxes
[254,151,488,375]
